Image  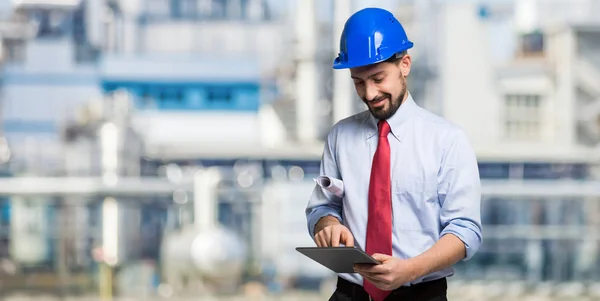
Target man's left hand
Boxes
[353,254,416,291]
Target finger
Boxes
[314,233,322,247]
[321,231,331,247]
[342,229,354,247]
[317,228,329,247]
[360,269,388,277]
[330,227,341,247]
[355,263,389,275]
[360,272,393,290]
[361,273,387,289]
[315,233,327,247]
[324,227,333,246]
[354,263,376,271]
[361,273,379,283]
[371,253,392,262]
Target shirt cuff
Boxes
[440,220,482,261]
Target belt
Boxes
[335,276,447,301]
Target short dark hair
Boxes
[384,50,408,65]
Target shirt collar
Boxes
[363,92,418,140]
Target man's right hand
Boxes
[313,216,354,247]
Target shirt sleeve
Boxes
[438,129,483,261]
[305,126,344,239]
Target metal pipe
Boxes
[102,197,119,266]
[294,0,318,143]
[0,177,192,196]
[193,168,222,232]
[100,197,119,301]
[332,0,354,124]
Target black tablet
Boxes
[296,246,381,274]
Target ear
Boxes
[399,54,412,77]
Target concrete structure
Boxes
[0,0,298,172]
[436,1,600,163]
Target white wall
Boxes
[131,111,263,149]
[1,39,102,172]
[2,39,102,125]
[438,2,501,148]
[100,54,260,81]
[547,28,577,147]
[140,21,289,72]
[3,85,101,123]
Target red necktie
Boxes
[364,120,393,301]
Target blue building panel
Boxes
[100,54,267,112]
[102,81,262,111]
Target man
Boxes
[305,7,482,301]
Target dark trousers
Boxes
[329,276,447,301]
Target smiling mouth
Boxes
[369,97,388,107]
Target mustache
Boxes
[364,94,391,103]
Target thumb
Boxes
[371,253,392,262]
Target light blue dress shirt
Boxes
[305,93,482,287]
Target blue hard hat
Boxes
[333,7,414,69]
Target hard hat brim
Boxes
[332,42,413,70]
[332,56,388,69]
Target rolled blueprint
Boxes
[314,176,344,198]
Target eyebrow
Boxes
[351,71,386,80]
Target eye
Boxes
[373,78,384,84]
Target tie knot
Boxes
[378,120,390,137]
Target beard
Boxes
[363,76,407,120]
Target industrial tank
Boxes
[160,224,247,293]
[160,168,248,294]
[9,197,53,266]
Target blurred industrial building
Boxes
[0,0,598,300]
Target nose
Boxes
[365,82,379,101]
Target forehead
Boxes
[349,62,395,79]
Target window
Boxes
[519,31,544,57]
[504,94,543,140]
[523,163,589,180]
[478,163,510,179]
[179,0,199,19]
[144,0,171,19]
[206,87,233,103]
